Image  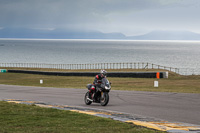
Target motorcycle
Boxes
[84,78,111,106]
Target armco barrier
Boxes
[7,70,168,78]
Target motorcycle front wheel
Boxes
[100,92,109,106]
[84,91,92,105]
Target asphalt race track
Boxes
[0,84,200,125]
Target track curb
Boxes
[4,99,200,133]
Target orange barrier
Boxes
[156,72,160,79]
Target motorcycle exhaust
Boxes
[87,98,93,102]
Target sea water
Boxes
[0,39,200,73]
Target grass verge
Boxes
[0,101,164,133]
[0,68,200,93]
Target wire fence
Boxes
[177,68,200,75]
[0,62,199,75]
[0,62,177,72]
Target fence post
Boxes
[0,62,181,74]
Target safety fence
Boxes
[1,62,200,75]
[177,68,200,75]
[0,62,181,73]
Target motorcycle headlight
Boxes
[105,86,110,90]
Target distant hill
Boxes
[0,27,126,39]
[127,30,200,40]
[1,28,200,40]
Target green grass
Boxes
[0,70,200,93]
[0,101,164,133]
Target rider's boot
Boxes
[92,93,95,102]
[88,90,93,101]
[88,86,95,101]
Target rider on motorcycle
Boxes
[89,70,107,100]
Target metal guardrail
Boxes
[1,62,200,75]
[0,62,180,73]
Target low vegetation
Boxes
[0,68,200,93]
[0,101,164,133]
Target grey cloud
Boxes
[1,0,200,35]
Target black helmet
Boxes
[100,69,107,77]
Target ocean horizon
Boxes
[0,39,200,74]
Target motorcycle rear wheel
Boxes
[84,91,92,105]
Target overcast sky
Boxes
[0,0,200,36]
